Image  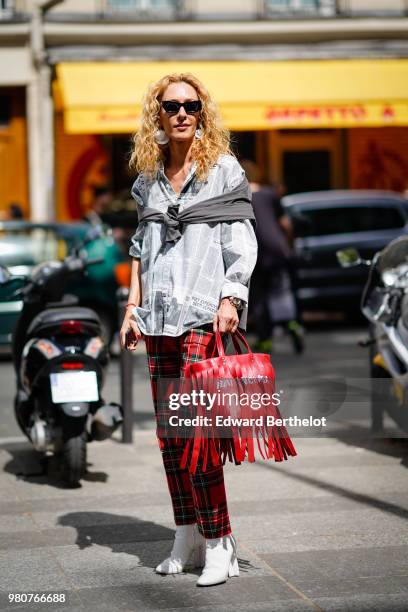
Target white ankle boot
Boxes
[196,534,239,586]
[155,524,206,575]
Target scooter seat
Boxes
[46,294,78,308]
[27,307,101,336]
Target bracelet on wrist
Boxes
[126,302,137,309]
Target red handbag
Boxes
[178,329,297,474]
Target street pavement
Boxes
[0,326,407,611]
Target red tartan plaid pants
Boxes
[144,324,232,539]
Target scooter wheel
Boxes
[61,429,87,487]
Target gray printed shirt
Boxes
[128,154,258,337]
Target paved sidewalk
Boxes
[0,427,407,612]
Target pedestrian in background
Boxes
[120,73,257,586]
[9,202,24,220]
[0,202,24,220]
[83,185,113,226]
[240,160,304,354]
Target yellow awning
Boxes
[55,59,408,133]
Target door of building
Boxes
[267,129,345,194]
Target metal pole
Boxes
[117,286,134,444]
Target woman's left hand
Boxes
[213,298,239,333]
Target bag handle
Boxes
[211,329,253,359]
[230,329,252,355]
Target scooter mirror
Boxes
[0,265,11,284]
[336,248,361,268]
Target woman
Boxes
[120,73,257,587]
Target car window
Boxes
[0,228,66,268]
[292,206,406,238]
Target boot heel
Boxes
[228,551,239,577]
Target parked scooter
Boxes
[0,226,123,486]
[337,236,408,434]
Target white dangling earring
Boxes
[154,129,169,145]
[195,127,203,140]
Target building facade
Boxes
[0,0,407,220]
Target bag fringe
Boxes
[177,331,297,474]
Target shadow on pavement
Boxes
[2,441,109,489]
[58,511,174,553]
[257,447,408,520]
[334,424,408,469]
[57,511,254,576]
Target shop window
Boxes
[0,0,14,17]
[0,94,11,126]
[283,150,331,194]
[106,0,177,10]
[264,0,336,15]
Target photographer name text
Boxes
[168,415,327,428]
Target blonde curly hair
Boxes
[129,72,233,182]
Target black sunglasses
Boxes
[161,100,202,114]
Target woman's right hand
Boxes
[120,309,142,352]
